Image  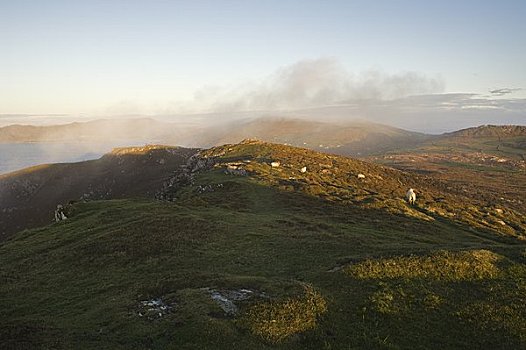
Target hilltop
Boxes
[190,140,525,238]
[444,125,526,138]
[185,117,430,156]
[1,141,525,349]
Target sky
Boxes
[1,0,525,132]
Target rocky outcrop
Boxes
[156,152,217,201]
[225,164,248,176]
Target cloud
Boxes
[179,58,445,113]
[24,58,521,134]
[489,88,522,96]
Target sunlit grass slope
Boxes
[1,141,525,349]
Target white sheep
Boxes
[54,204,67,222]
[270,161,280,168]
[406,188,416,205]
[357,173,366,179]
[300,166,307,173]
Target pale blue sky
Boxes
[1,0,525,126]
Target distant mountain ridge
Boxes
[176,117,432,156]
[444,125,526,138]
[0,117,431,156]
[1,117,524,158]
[0,118,180,143]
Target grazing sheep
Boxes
[270,161,280,168]
[406,188,416,205]
[300,166,307,173]
[357,173,366,179]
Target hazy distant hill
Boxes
[185,117,430,156]
[0,118,181,143]
[443,125,526,138]
[0,117,432,156]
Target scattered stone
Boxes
[495,208,504,214]
[210,291,238,315]
[497,220,506,226]
[327,265,344,272]
[225,164,247,176]
[156,152,215,201]
[300,166,307,173]
[202,288,267,316]
[137,298,173,320]
[195,183,224,193]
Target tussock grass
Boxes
[368,281,444,314]
[346,249,501,281]
[239,285,327,343]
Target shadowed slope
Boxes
[0,145,197,240]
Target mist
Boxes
[101,58,523,133]
[179,58,445,113]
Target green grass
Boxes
[1,141,526,349]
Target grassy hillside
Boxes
[369,125,526,214]
[443,125,526,139]
[1,141,525,349]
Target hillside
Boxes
[185,117,430,156]
[368,125,526,214]
[0,145,197,240]
[1,141,525,349]
[444,125,526,138]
